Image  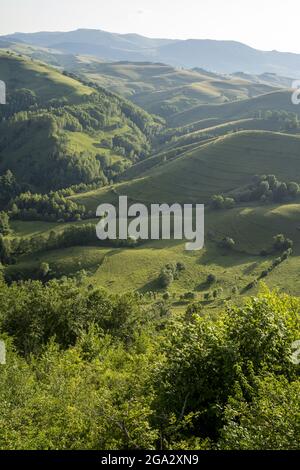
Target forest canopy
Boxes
[0,276,299,450]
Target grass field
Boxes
[71,131,300,208]
[169,90,297,127]
[7,200,300,305]
[0,50,93,103]
[78,61,279,121]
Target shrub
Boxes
[207,274,217,284]
[0,211,10,235]
[224,197,235,209]
[210,195,225,210]
[281,249,293,261]
[260,270,269,279]
[245,280,258,291]
[162,292,171,301]
[176,262,186,272]
[273,234,293,252]
[39,262,50,279]
[158,269,174,289]
[183,292,196,300]
[219,237,236,250]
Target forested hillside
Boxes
[0,51,162,191]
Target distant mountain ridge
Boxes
[2,28,300,76]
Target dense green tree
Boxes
[287,181,300,197]
[211,195,225,209]
[0,212,10,235]
[0,170,19,207]
[220,375,300,450]
[153,289,299,445]
[273,234,293,252]
[0,269,299,450]
[0,236,11,264]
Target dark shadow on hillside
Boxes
[243,262,260,275]
[137,279,160,294]
[196,245,260,269]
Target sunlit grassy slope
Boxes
[120,118,293,181]
[80,61,278,119]
[169,90,298,127]
[71,131,300,208]
[6,201,300,300]
[0,50,92,103]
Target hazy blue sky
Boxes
[0,0,298,52]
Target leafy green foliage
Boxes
[0,170,20,207]
[0,277,160,354]
[0,212,10,235]
[153,289,300,447]
[12,192,87,222]
[0,270,299,450]
[211,174,300,210]
[0,336,158,450]
[220,375,300,449]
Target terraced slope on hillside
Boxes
[169,90,297,127]
[72,131,300,207]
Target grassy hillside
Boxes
[169,90,298,127]
[1,47,290,128]
[0,52,161,191]
[1,31,300,453]
[72,131,300,208]
[6,200,300,302]
[1,48,300,308]
[119,116,292,182]
[0,50,92,103]
[74,61,278,120]
[158,118,292,154]
[86,215,300,298]
[206,203,300,254]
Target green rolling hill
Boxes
[72,131,300,208]
[1,43,293,129]
[0,50,92,103]
[157,117,294,154]
[1,49,300,305]
[75,61,277,118]
[119,114,296,182]
[1,27,300,453]
[0,52,161,191]
[6,200,300,298]
[1,42,284,122]
[168,90,298,127]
